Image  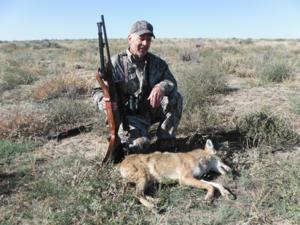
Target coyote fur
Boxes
[119,139,233,209]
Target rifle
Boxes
[96,15,126,164]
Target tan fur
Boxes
[119,139,232,210]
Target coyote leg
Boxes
[180,175,215,200]
[135,176,158,210]
[201,180,230,199]
[138,195,157,211]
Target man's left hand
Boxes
[147,85,164,108]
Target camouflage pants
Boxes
[118,91,183,153]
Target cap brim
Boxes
[136,29,155,38]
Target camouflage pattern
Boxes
[129,20,155,38]
[92,49,183,152]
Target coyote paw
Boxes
[204,192,214,202]
[223,189,237,200]
[145,196,160,204]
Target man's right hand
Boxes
[147,84,164,108]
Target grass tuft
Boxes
[259,60,294,83]
[32,73,90,101]
[0,140,34,164]
[0,58,43,93]
[289,95,300,115]
[0,100,97,140]
[177,60,227,131]
[236,111,298,147]
[0,104,48,139]
[46,99,95,128]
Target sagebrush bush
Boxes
[0,48,49,95]
[254,49,295,83]
[32,73,90,101]
[221,45,296,84]
[178,48,198,62]
[236,111,298,147]
[0,100,97,139]
[46,98,96,129]
[289,95,300,115]
[221,53,257,78]
[179,107,218,132]
[0,60,43,93]
[0,42,18,53]
[0,104,48,139]
[176,60,227,130]
[31,39,63,49]
[259,60,294,83]
[0,140,34,164]
[178,60,227,111]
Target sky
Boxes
[0,0,299,41]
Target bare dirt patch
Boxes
[214,75,300,133]
[37,132,108,161]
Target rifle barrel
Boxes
[101,15,111,64]
[97,21,105,76]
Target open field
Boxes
[1,38,300,224]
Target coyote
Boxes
[119,139,233,209]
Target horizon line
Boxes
[1,36,300,42]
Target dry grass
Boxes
[236,111,298,148]
[0,100,97,140]
[31,73,91,101]
[0,38,300,225]
[0,104,48,139]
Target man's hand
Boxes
[147,85,164,108]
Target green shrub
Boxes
[0,104,48,139]
[179,107,217,132]
[0,140,34,164]
[178,48,198,62]
[259,60,293,83]
[0,100,98,139]
[255,50,295,83]
[0,55,44,93]
[0,66,39,92]
[251,155,300,222]
[31,40,63,49]
[236,111,298,147]
[177,60,226,130]
[0,42,17,53]
[32,74,90,101]
[47,99,96,129]
[178,61,227,111]
[289,95,300,115]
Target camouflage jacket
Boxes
[92,49,177,111]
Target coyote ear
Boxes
[205,139,213,149]
[205,139,215,153]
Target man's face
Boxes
[128,33,152,58]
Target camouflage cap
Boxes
[129,20,155,38]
